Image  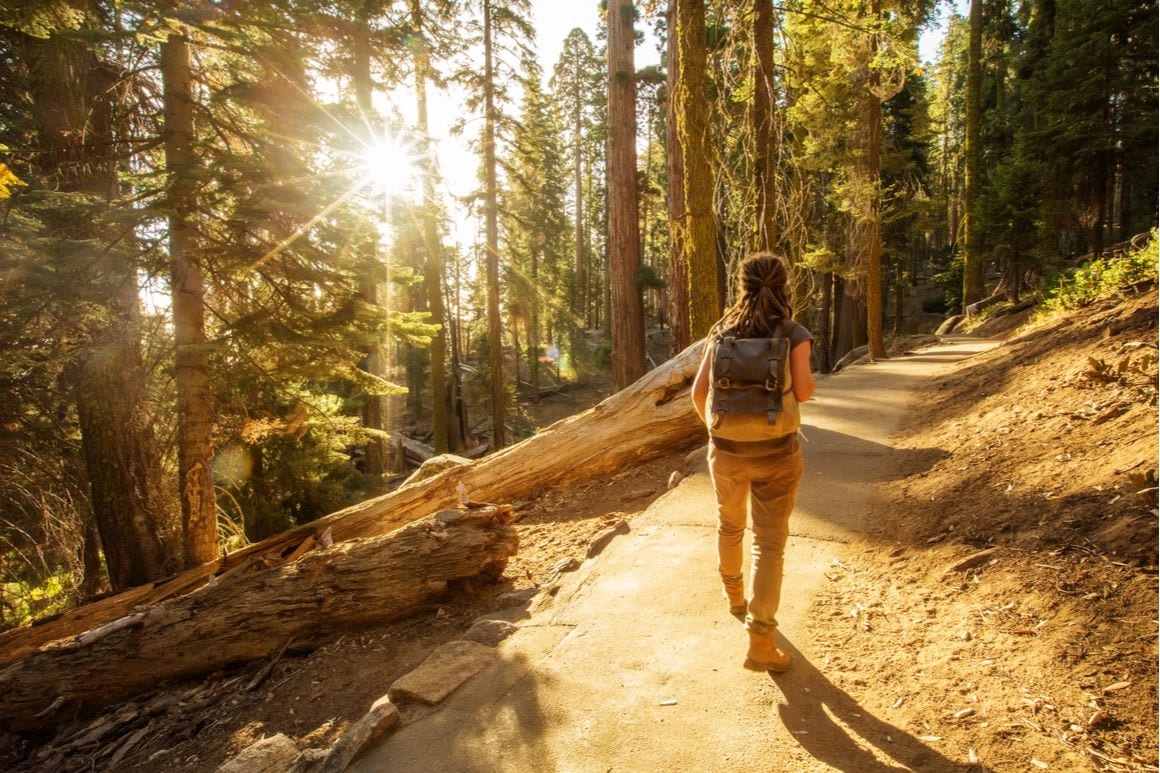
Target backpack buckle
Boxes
[764,377,778,391]
[717,377,732,389]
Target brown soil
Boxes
[810,289,1158,771]
[3,294,1156,772]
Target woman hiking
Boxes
[690,252,815,673]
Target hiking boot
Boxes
[743,631,791,673]
[723,583,747,617]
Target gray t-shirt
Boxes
[782,320,814,350]
[713,320,813,350]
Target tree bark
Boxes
[750,0,778,252]
[962,0,984,310]
[861,10,886,361]
[818,271,833,373]
[607,0,647,389]
[573,74,588,323]
[162,31,218,568]
[0,344,707,668]
[676,0,720,338]
[0,506,518,733]
[73,330,173,588]
[483,0,506,448]
[411,0,449,454]
[666,0,690,355]
[353,15,388,475]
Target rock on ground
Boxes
[319,696,400,773]
[461,619,518,647]
[388,640,497,705]
[216,733,298,773]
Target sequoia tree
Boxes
[606,0,646,389]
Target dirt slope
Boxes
[810,289,1158,771]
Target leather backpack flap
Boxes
[708,327,799,441]
[712,337,790,409]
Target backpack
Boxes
[707,321,800,442]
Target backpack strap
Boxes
[716,336,736,391]
[765,336,783,422]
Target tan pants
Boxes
[708,436,803,634]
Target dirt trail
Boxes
[350,338,999,772]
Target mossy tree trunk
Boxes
[676,0,720,339]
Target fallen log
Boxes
[0,342,704,666]
[0,506,518,733]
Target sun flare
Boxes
[355,131,416,198]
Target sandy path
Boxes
[351,338,999,773]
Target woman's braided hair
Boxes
[710,252,793,339]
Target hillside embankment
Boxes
[808,288,1158,771]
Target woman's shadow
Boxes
[769,637,988,772]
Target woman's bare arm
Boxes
[790,341,815,403]
[691,343,713,424]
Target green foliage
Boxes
[633,263,665,289]
[934,250,965,312]
[1043,231,1158,313]
[0,569,73,631]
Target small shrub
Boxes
[1043,230,1158,313]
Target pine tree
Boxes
[455,0,533,448]
[161,24,218,568]
[961,0,984,310]
[506,59,571,400]
[551,29,604,330]
[408,0,451,452]
[3,2,176,589]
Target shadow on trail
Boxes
[771,638,985,772]
[794,424,950,537]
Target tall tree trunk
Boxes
[445,249,469,451]
[352,19,387,474]
[962,0,984,311]
[607,0,646,389]
[750,0,778,252]
[861,12,886,361]
[818,270,833,373]
[73,324,173,588]
[162,31,217,568]
[676,0,719,338]
[893,256,905,336]
[24,22,174,590]
[665,0,690,355]
[530,249,541,401]
[573,79,587,322]
[828,274,843,366]
[410,0,449,454]
[837,288,866,358]
[483,0,506,448]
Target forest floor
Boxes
[1,290,1156,772]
